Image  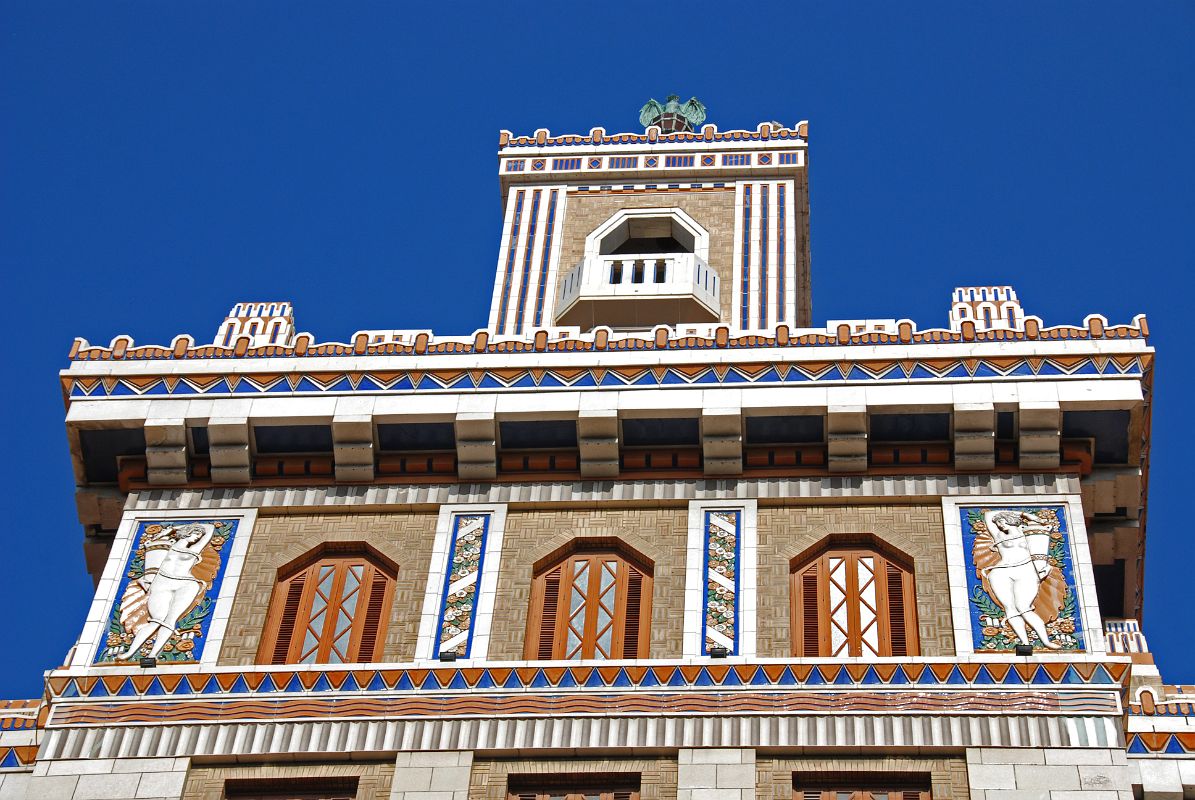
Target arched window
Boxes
[257,545,396,665]
[790,538,918,657]
[525,542,653,660]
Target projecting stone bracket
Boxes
[702,406,743,475]
[207,417,251,484]
[144,418,188,485]
[1019,400,1061,470]
[455,411,497,481]
[578,408,619,478]
[827,402,867,472]
[954,402,996,471]
[333,414,375,482]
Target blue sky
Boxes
[1,2,1191,697]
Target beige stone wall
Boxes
[487,507,690,660]
[217,512,437,665]
[756,504,955,658]
[758,755,970,800]
[183,761,394,800]
[557,190,738,322]
[469,756,678,800]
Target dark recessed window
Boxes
[79,428,147,483]
[745,415,824,445]
[869,413,950,442]
[1093,560,1126,618]
[996,411,1016,440]
[622,417,700,447]
[1062,410,1131,464]
[377,422,456,452]
[190,426,209,455]
[499,420,578,450]
[224,776,359,800]
[254,425,334,455]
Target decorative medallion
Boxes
[960,505,1085,652]
[434,513,491,657]
[702,510,740,655]
[95,519,239,664]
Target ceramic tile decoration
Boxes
[702,510,741,655]
[94,519,239,664]
[434,513,491,658]
[959,505,1085,652]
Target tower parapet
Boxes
[214,301,295,348]
[950,285,1025,332]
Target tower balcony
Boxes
[555,252,721,330]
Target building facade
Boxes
[0,99,1190,800]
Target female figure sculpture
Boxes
[979,510,1061,649]
[114,523,216,660]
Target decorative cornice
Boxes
[64,315,1149,364]
[62,352,1150,402]
[36,712,1123,761]
[498,122,809,150]
[44,660,1129,703]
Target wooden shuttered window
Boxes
[258,552,395,665]
[791,545,919,658]
[525,549,652,661]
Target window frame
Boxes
[524,541,653,661]
[257,545,397,665]
[790,536,919,658]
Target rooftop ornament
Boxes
[639,94,707,133]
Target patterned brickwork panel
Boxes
[95,519,239,664]
[703,510,740,655]
[436,513,491,657]
[960,505,1085,652]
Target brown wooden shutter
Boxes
[801,567,820,657]
[269,572,306,665]
[536,566,562,660]
[885,560,908,657]
[622,568,644,658]
[357,569,390,662]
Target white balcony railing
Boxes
[556,253,720,326]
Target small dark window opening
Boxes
[254,425,334,455]
[610,262,623,284]
[745,415,824,444]
[500,420,578,450]
[224,776,359,800]
[1062,410,1131,464]
[996,411,1016,440]
[80,428,147,483]
[377,422,456,452]
[869,413,951,442]
[610,235,686,255]
[190,426,210,455]
[1093,560,1127,618]
[631,262,645,283]
[622,417,700,447]
[654,261,667,283]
